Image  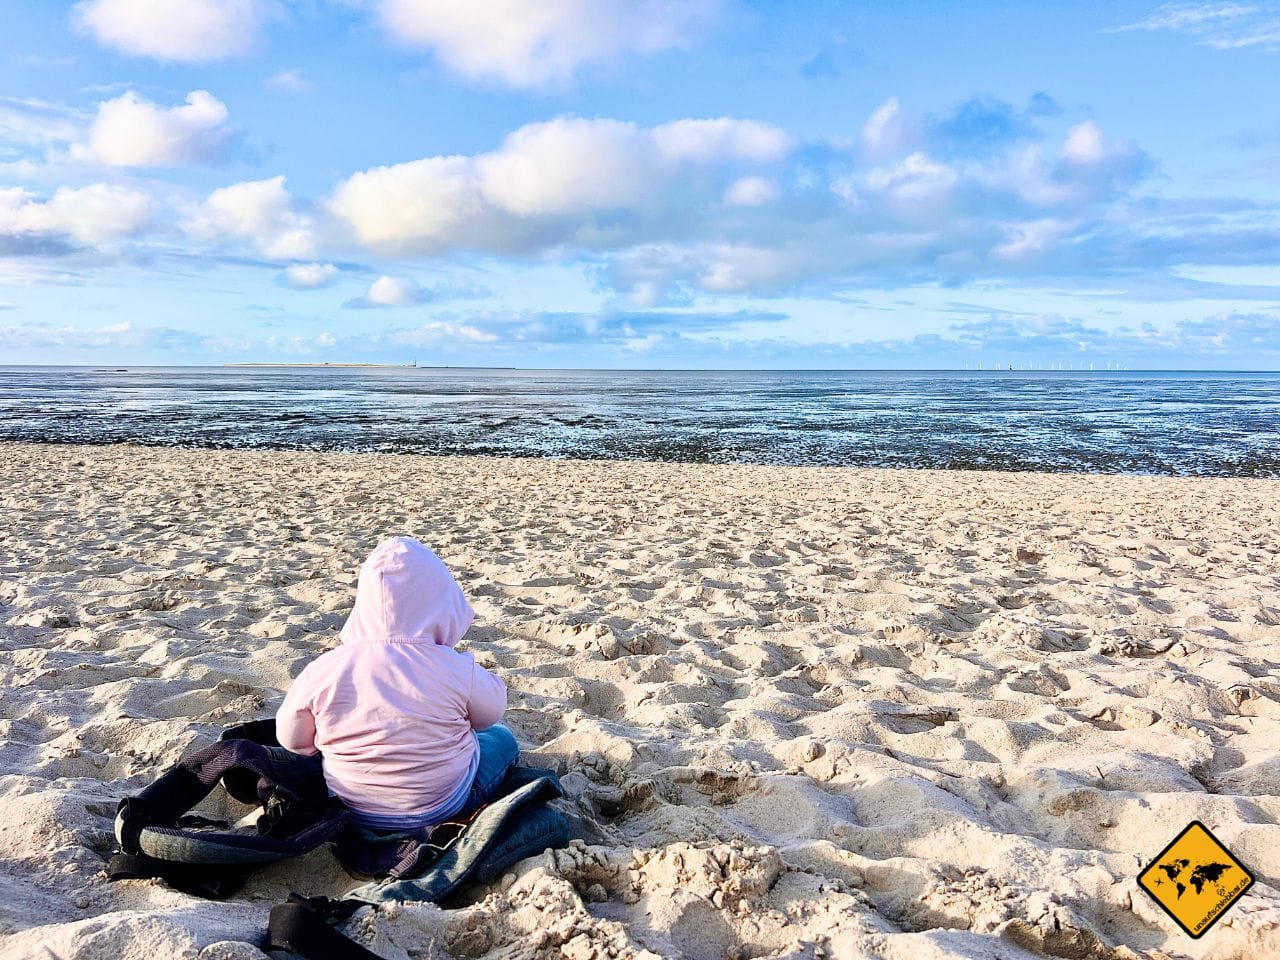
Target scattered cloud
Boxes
[0,97,86,149]
[375,0,718,88]
[1109,3,1280,50]
[329,115,791,255]
[1170,309,1280,354]
[315,98,1238,302]
[660,309,1280,368]
[74,0,718,82]
[0,87,1262,325]
[73,90,231,168]
[339,274,494,308]
[0,183,154,250]
[266,68,312,93]
[0,306,786,361]
[990,218,1077,264]
[1062,121,1106,164]
[862,98,915,157]
[932,309,1280,363]
[382,306,787,349]
[282,262,340,289]
[0,94,1177,300]
[723,176,780,207]
[0,319,211,352]
[0,233,81,257]
[602,113,1155,298]
[73,0,267,62]
[9,304,1277,368]
[187,176,317,259]
[390,320,498,344]
[346,274,432,307]
[863,152,958,204]
[599,248,697,307]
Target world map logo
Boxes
[1138,821,1254,938]
[1154,858,1233,899]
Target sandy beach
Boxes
[1,441,1278,959]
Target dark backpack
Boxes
[108,719,573,958]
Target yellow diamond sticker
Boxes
[1138,820,1254,938]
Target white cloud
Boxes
[972,121,1144,208]
[621,332,663,353]
[1121,3,1257,32]
[864,152,958,203]
[392,321,498,344]
[366,275,428,306]
[602,245,698,307]
[0,183,154,247]
[1062,121,1105,164]
[830,175,861,207]
[861,97,914,156]
[475,119,652,216]
[188,176,316,259]
[1110,3,1280,48]
[984,145,1071,206]
[652,118,791,163]
[0,97,85,147]
[592,105,1153,298]
[992,218,1076,262]
[376,0,716,87]
[723,176,779,207]
[283,262,339,289]
[605,243,808,301]
[0,318,210,351]
[74,0,266,62]
[325,104,1156,297]
[74,90,230,168]
[267,69,311,93]
[0,93,1155,305]
[696,245,798,293]
[332,156,484,255]
[330,116,792,254]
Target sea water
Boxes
[2,366,1278,476]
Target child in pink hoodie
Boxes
[277,536,516,829]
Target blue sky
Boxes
[1,1,1279,368]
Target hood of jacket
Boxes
[339,536,475,647]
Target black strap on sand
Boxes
[265,896,382,960]
[106,852,252,900]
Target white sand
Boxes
[1,442,1278,959]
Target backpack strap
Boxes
[112,733,347,883]
[265,896,382,960]
[106,851,254,900]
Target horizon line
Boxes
[3,363,1280,374]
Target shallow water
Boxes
[3,366,1279,476]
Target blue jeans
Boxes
[343,724,521,831]
[462,724,520,813]
[344,767,570,905]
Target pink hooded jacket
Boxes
[276,537,506,818]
